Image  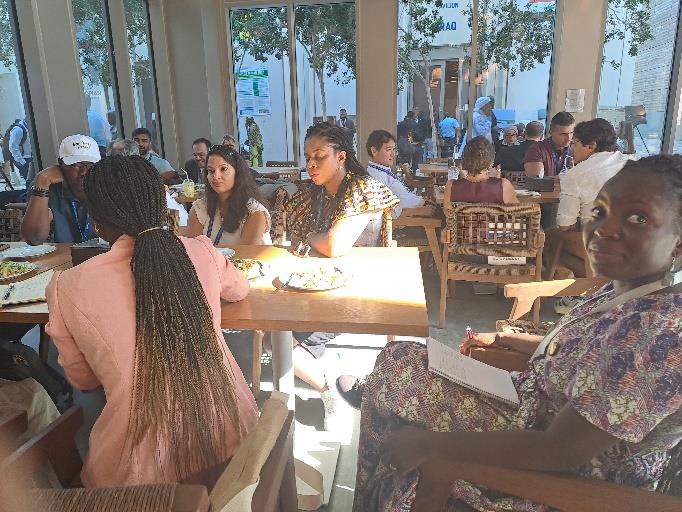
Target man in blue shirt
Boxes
[86,96,112,156]
[21,134,101,245]
[438,112,460,157]
[8,118,31,181]
[132,127,177,184]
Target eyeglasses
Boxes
[71,161,95,171]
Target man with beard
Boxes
[21,134,101,244]
[183,137,211,184]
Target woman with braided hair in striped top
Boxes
[46,155,258,487]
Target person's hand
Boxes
[459,332,498,354]
[33,165,65,189]
[381,426,434,476]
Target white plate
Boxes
[0,244,56,259]
[279,267,350,291]
[217,247,236,259]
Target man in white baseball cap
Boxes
[21,135,101,245]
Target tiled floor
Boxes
[22,267,559,511]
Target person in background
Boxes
[494,126,527,172]
[472,96,493,142]
[107,139,188,227]
[365,130,431,218]
[335,108,356,143]
[107,111,119,141]
[245,117,264,168]
[85,96,112,157]
[8,117,31,183]
[46,155,257,487]
[547,118,639,311]
[184,137,211,184]
[438,112,460,158]
[21,134,100,245]
[515,122,526,141]
[132,127,177,184]
[446,136,518,205]
[397,111,422,171]
[416,113,433,162]
[187,145,271,247]
[285,123,398,430]
[522,120,544,148]
[523,111,575,177]
[352,156,682,512]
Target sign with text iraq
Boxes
[433,2,470,47]
[236,66,271,116]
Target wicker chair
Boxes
[0,207,23,242]
[401,164,435,201]
[439,203,545,328]
[502,170,526,189]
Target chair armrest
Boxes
[505,278,609,321]
[172,485,210,512]
[416,460,682,512]
[394,216,442,228]
[1,406,84,487]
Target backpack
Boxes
[2,120,27,162]
[0,340,74,412]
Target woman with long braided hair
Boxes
[284,123,399,431]
[46,156,257,487]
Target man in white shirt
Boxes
[365,130,432,218]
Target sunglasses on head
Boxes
[209,144,239,155]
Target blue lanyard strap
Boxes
[368,162,407,186]
[552,146,572,172]
[206,214,225,246]
[69,200,92,242]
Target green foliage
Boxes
[0,0,16,69]
[72,0,113,89]
[604,0,652,68]
[124,0,153,86]
[397,0,444,88]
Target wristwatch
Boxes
[29,186,50,197]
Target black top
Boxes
[494,140,534,171]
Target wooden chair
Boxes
[0,206,23,242]
[546,231,594,280]
[428,157,449,164]
[416,455,682,512]
[439,203,545,328]
[401,164,435,201]
[265,161,298,168]
[502,170,526,189]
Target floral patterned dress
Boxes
[354,285,682,511]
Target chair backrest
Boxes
[167,209,181,235]
[265,161,298,168]
[444,202,542,258]
[0,207,23,241]
[502,170,526,188]
[210,394,295,512]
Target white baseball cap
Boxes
[59,134,101,166]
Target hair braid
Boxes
[306,122,368,176]
[83,155,243,480]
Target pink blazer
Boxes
[46,235,258,487]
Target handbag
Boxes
[0,340,73,411]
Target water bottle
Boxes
[448,158,459,181]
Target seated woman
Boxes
[46,156,258,487]
[284,123,398,428]
[188,145,271,247]
[445,135,518,206]
[352,155,682,511]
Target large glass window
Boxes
[71,0,120,153]
[474,0,557,136]
[125,0,162,154]
[295,2,357,162]
[0,0,37,188]
[598,0,681,155]
[229,6,294,166]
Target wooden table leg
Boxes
[38,325,50,362]
[270,331,295,410]
[426,227,442,277]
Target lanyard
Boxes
[69,200,92,242]
[311,173,351,234]
[368,162,407,186]
[206,214,225,246]
[551,146,572,173]
[532,271,682,359]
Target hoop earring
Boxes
[663,256,680,287]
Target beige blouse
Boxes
[191,197,272,247]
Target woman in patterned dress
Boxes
[284,123,399,429]
[353,154,682,511]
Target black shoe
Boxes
[336,375,365,409]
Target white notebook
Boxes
[0,270,54,307]
[426,337,520,407]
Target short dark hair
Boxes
[549,112,575,132]
[525,121,544,138]
[574,118,617,152]
[366,130,396,157]
[132,127,152,139]
[462,136,495,175]
[192,137,211,149]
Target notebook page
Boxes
[427,337,519,406]
[0,270,54,307]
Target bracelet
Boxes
[29,186,50,197]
